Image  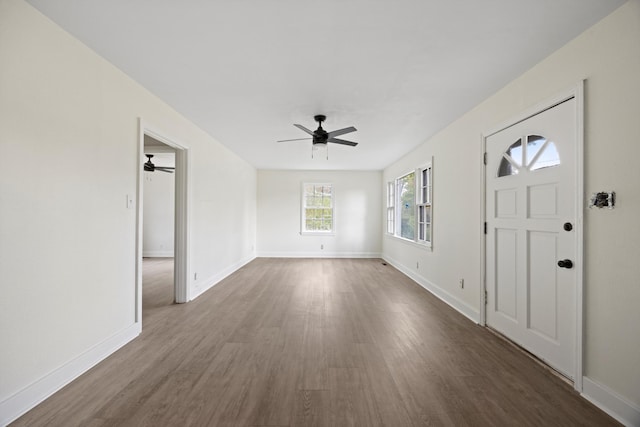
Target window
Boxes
[301,183,333,234]
[386,181,395,234]
[417,164,432,246]
[498,134,560,177]
[389,159,433,248]
[397,172,415,240]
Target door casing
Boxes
[480,81,584,391]
[136,119,190,324]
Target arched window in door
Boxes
[497,134,560,177]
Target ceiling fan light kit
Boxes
[278,114,358,159]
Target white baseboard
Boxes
[190,254,257,300]
[582,377,640,427]
[256,251,382,259]
[382,255,480,324]
[0,322,141,427]
[142,251,174,257]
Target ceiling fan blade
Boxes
[277,138,312,143]
[294,124,315,136]
[155,166,175,171]
[327,126,357,138]
[156,168,174,173]
[328,137,358,147]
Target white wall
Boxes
[143,154,175,257]
[257,170,382,258]
[0,0,256,422]
[383,1,639,423]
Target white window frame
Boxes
[389,158,433,249]
[417,161,433,247]
[301,182,335,235]
[386,181,395,234]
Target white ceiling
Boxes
[27,0,624,170]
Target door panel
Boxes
[528,231,558,341]
[495,228,518,321]
[496,188,518,218]
[528,184,558,218]
[486,99,576,378]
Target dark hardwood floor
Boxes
[12,258,618,426]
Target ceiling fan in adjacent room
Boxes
[143,154,174,173]
[278,115,358,158]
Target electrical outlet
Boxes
[194,272,198,281]
[416,262,419,269]
[459,278,464,289]
[321,244,324,250]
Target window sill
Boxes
[385,233,432,251]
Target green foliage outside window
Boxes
[303,184,333,232]
[398,172,415,239]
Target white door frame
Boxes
[480,81,584,391]
[136,118,190,324]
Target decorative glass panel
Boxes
[530,141,560,171]
[498,156,519,177]
[526,135,546,165]
[497,135,560,177]
[506,139,523,166]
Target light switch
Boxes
[126,194,134,209]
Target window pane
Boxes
[506,139,523,166]
[398,172,415,240]
[303,183,333,233]
[498,156,519,177]
[530,141,560,171]
[526,135,546,165]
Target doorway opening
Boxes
[136,120,189,327]
[142,137,176,313]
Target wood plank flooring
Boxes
[12,258,619,426]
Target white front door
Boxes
[485,98,576,378]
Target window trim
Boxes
[388,159,433,250]
[300,182,335,235]
[386,181,395,235]
[416,161,433,248]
